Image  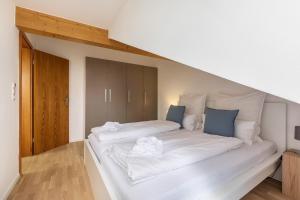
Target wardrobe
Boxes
[85,57,158,137]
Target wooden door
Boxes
[21,48,32,157]
[143,67,158,121]
[107,61,127,123]
[126,64,144,122]
[34,50,69,154]
[85,57,108,137]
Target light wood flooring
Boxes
[9,141,289,200]
[243,178,289,200]
[8,142,93,200]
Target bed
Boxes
[84,103,286,200]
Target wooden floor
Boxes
[8,142,94,200]
[243,178,289,200]
[9,142,289,200]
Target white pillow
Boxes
[255,135,264,143]
[182,114,197,131]
[178,93,206,128]
[201,114,206,131]
[235,120,259,145]
[208,92,266,131]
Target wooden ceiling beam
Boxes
[15,7,161,58]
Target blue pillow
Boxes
[204,107,239,137]
[166,105,186,128]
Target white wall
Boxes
[27,34,159,142]
[157,60,300,150]
[27,33,300,151]
[0,0,20,199]
[110,0,300,104]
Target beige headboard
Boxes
[261,102,287,153]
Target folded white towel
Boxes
[130,137,163,157]
[91,122,122,133]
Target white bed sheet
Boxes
[89,134,276,200]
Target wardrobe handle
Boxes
[109,89,112,102]
[128,90,131,103]
[144,91,147,105]
[104,89,107,103]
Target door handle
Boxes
[128,90,131,103]
[65,96,69,106]
[109,89,112,102]
[104,89,107,103]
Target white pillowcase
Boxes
[182,114,197,131]
[178,93,206,129]
[207,92,266,136]
[255,135,264,143]
[235,120,259,145]
[201,114,206,131]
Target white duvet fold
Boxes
[109,133,243,182]
[93,120,180,141]
[92,121,122,132]
[130,137,163,157]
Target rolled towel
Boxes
[91,122,122,133]
[130,137,163,157]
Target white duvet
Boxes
[93,120,180,141]
[109,132,243,182]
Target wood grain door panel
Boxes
[126,64,144,122]
[21,48,33,157]
[55,57,69,146]
[85,57,108,138]
[107,61,127,123]
[34,50,69,154]
[143,67,158,121]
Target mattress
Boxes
[88,133,277,200]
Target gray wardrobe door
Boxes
[143,67,158,121]
[126,64,144,122]
[85,57,108,138]
[106,61,127,123]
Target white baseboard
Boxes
[2,174,20,200]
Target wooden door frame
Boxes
[19,31,33,175]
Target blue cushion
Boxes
[166,105,186,128]
[204,107,239,137]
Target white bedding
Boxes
[88,129,188,161]
[93,120,180,141]
[88,134,276,200]
[109,132,243,182]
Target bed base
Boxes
[84,140,118,200]
[84,139,281,200]
[204,152,281,200]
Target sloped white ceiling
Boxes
[109,0,300,103]
[15,0,127,28]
